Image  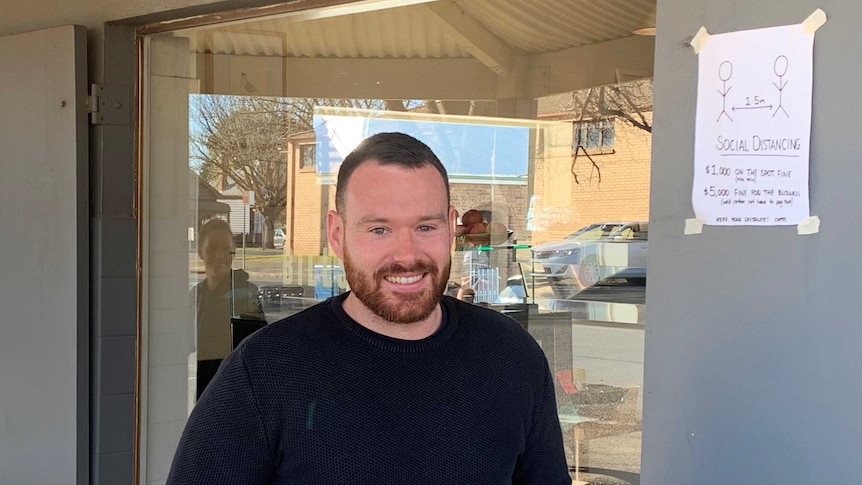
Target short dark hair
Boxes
[197,218,233,256]
[335,132,450,214]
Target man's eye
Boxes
[417,225,434,232]
[370,227,386,235]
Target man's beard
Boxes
[343,249,450,324]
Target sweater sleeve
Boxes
[511,361,571,485]
[166,347,276,485]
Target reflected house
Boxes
[284,129,333,257]
[191,169,263,243]
[213,175,264,244]
[219,187,262,244]
[190,170,231,229]
[530,91,653,247]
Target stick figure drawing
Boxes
[772,55,789,118]
[717,61,733,123]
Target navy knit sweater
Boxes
[167,294,569,484]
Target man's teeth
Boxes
[386,274,423,284]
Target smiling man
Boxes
[167,132,570,485]
[328,142,454,338]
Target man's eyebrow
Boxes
[417,213,449,223]
[355,213,448,225]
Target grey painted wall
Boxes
[644,1,862,483]
[0,25,89,484]
[90,25,139,485]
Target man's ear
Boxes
[327,210,345,259]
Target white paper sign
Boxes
[693,23,814,225]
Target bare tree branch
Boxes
[598,86,652,133]
[571,145,601,186]
[190,95,392,247]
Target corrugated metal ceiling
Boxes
[456,0,656,52]
[179,0,656,59]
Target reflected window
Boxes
[574,119,615,149]
[299,143,315,170]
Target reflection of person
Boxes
[191,218,263,399]
[457,216,510,302]
[168,133,569,484]
[457,234,490,301]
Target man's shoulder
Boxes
[443,297,551,379]
[222,302,340,385]
[238,300,335,351]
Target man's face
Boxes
[328,161,455,324]
[200,230,234,280]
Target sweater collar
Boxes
[329,292,459,353]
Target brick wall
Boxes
[285,134,333,256]
[531,114,652,245]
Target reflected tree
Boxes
[191,95,390,248]
[538,79,654,185]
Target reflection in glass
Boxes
[191,218,264,398]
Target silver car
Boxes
[531,222,648,299]
[273,228,286,249]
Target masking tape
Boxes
[803,9,827,35]
[684,218,704,235]
[690,26,710,54]
[797,215,821,235]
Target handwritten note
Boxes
[693,23,814,226]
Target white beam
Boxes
[200,53,500,99]
[423,1,512,76]
[528,35,656,97]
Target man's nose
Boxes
[391,230,419,262]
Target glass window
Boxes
[140,3,652,483]
[574,119,615,149]
[299,143,315,170]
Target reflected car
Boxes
[273,228,286,249]
[313,264,346,300]
[531,222,648,299]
